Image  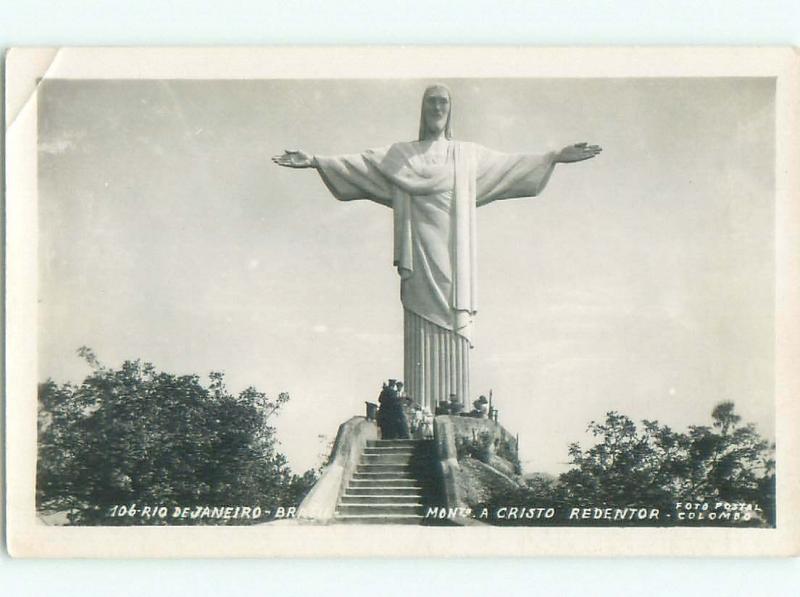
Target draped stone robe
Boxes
[316,140,556,410]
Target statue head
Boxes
[418,84,453,141]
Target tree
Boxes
[558,412,687,511]
[37,348,317,525]
[559,402,775,525]
[477,402,775,526]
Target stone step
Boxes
[348,478,421,488]
[367,439,421,447]
[360,453,414,464]
[356,464,412,473]
[351,473,416,482]
[345,486,422,496]
[337,503,423,516]
[334,514,424,525]
[362,446,416,455]
[340,495,423,504]
[346,486,422,495]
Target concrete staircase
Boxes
[335,439,436,525]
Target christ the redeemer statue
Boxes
[273,84,601,411]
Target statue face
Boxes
[422,88,450,137]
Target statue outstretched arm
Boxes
[272,149,394,207]
[476,142,601,207]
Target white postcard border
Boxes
[5,46,799,557]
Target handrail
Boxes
[296,416,377,524]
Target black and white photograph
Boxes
[5,47,799,557]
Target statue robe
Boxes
[315,140,556,410]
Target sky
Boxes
[38,77,775,475]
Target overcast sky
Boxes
[38,77,775,475]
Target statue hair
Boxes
[418,84,453,141]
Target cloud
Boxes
[39,138,76,155]
[39,130,86,155]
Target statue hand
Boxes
[556,142,602,163]
[271,149,316,168]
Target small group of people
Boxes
[435,394,495,420]
[377,379,409,439]
[410,403,434,440]
[374,380,493,439]
[376,379,434,440]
